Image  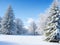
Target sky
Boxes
[0,0,53,25]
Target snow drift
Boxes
[0,35,60,45]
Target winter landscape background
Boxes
[0,0,60,45]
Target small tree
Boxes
[28,20,37,35]
[36,14,47,35]
[15,18,24,35]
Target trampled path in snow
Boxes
[0,35,60,45]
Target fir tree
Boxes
[0,5,16,35]
[44,0,60,42]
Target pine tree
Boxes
[0,5,16,35]
[44,0,60,42]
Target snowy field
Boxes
[0,35,60,45]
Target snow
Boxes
[0,35,60,45]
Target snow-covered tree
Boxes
[0,5,16,35]
[36,14,47,35]
[28,19,37,35]
[0,17,2,28]
[15,18,25,35]
[44,0,60,42]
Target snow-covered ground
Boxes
[0,35,60,45]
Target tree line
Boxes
[0,5,40,35]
